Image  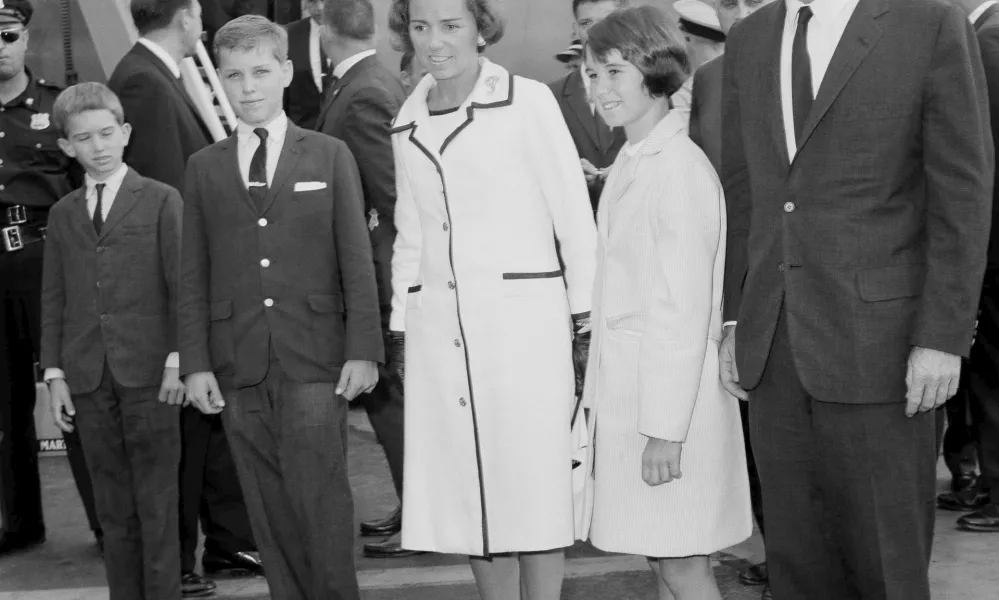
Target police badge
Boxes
[368,208,379,231]
[30,113,50,130]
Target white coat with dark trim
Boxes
[389,58,597,556]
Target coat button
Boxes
[258,218,268,226]
[96,281,101,289]
[97,246,104,253]
[100,314,108,321]
[448,281,455,289]
[443,222,449,232]
[459,397,467,407]
[454,339,461,347]
[784,202,795,213]
[260,258,270,267]
[778,262,786,272]
[264,298,274,307]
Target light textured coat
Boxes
[390,59,597,556]
[580,113,752,556]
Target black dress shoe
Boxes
[203,550,264,576]
[95,529,104,555]
[363,533,423,559]
[360,506,402,538]
[0,530,45,555]
[952,473,979,493]
[957,503,999,532]
[739,562,769,586]
[181,572,216,597]
[938,488,990,512]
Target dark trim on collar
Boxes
[389,121,416,135]
[439,73,515,154]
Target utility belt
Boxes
[1,205,46,254]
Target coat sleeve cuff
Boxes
[43,368,66,382]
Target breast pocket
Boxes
[501,270,565,299]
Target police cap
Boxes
[0,0,32,27]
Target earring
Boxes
[477,34,486,46]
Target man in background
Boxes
[0,0,99,556]
[109,1,259,595]
[315,0,410,559]
[398,51,426,96]
[285,0,330,129]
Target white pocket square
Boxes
[294,181,327,192]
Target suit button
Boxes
[96,281,101,289]
[97,246,104,253]
[264,298,274,307]
[448,281,455,290]
[454,339,461,348]
[443,222,449,232]
[260,258,270,267]
[100,314,108,321]
[459,397,467,407]
[258,218,268,227]
[784,202,795,213]
[778,262,786,272]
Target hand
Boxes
[905,346,961,417]
[336,360,379,401]
[48,378,76,433]
[184,371,225,415]
[642,438,683,486]
[387,331,405,385]
[719,325,748,400]
[580,158,600,187]
[158,367,186,406]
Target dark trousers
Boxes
[969,288,999,503]
[934,365,979,481]
[738,400,765,538]
[74,363,182,600]
[221,359,358,600]
[750,312,936,600]
[179,407,255,572]
[357,313,404,499]
[0,248,97,538]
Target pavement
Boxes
[0,408,995,599]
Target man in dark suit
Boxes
[947,0,999,533]
[109,1,258,594]
[285,0,330,129]
[181,16,382,600]
[549,0,627,213]
[314,0,409,558]
[719,0,993,598]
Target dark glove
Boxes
[572,314,592,399]
[387,331,405,385]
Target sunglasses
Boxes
[0,30,22,44]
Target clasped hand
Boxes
[642,437,683,486]
[905,346,960,417]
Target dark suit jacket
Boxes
[108,43,213,192]
[722,0,993,404]
[178,123,384,388]
[689,56,723,174]
[316,54,406,311]
[549,69,626,211]
[285,18,324,130]
[40,168,182,394]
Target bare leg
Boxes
[656,556,722,600]
[519,549,565,600]
[647,557,676,600]
[470,554,521,600]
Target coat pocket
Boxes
[856,263,925,302]
[605,311,644,340]
[501,270,564,299]
[208,300,235,373]
[308,293,345,313]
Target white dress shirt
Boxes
[138,37,182,79]
[236,112,289,187]
[332,49,377,80]
[44,164,179,382]
[309,19,326,92]
[970,0,998,24]
[780,0,861,160]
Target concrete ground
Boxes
[0,408,995,600]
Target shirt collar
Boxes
[970,0,998,24]
[332,49,377,79]
[237,111,289,143]
[85,164,129,195]
[138,38,181,79]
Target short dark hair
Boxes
[572,0,627,17]
[323,0,375,41]
[585,5,689,98]
[130,0,193,36]
[400,50,415,73]
[214,15,289,63]
[53,82,125,138]
[388,0,505,55]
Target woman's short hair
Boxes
[53,82,125,138]
[585,5,690,98]
[213,15,289,64]
[388,0,505,55]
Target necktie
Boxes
[249,128,269,211]
[93,183,106,235]
[791,6,814,147]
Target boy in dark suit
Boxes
[42,82,185,600]
[179,15,382,600]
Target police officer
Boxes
[0,0,100,555]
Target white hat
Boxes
[674,0,725,40]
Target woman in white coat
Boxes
[581,6,752,600]
[385,0,597,598]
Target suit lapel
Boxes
[794,0,888,159]
[219,135,257,215]
[317,55,379,130]
[72,187,97,242]
[133,44,212,141]
[261,125,306,215]
[763,2,789,163]
[976,4,999,30]
[98,169,142,240]
[565,70,602,150]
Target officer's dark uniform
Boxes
[0,0,99,552]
